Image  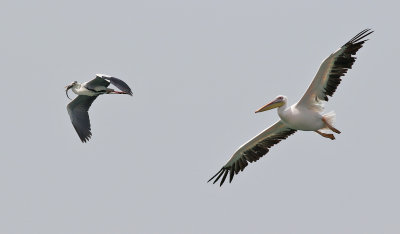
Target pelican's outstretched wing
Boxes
[67,95,98,143]
[208,121,296,186]
[87,74,133,95]
[296,29,373,111]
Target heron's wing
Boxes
[85,77,111,91]
[67,95,98,143]
[296,29,373,111]
[208,121,296,186]
[103,77,133,95]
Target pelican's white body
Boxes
[277,102,326,131]
[208,29,374,186]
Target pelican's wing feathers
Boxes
[296,29,373,111]
[67,95,98,143]
[208,121,296,186]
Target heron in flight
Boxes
[65,74,133,143]
[209,29,373,186]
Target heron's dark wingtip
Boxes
[80,138,90,143]
[79,135,92,143]
[72,125,92,143]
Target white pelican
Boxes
[209,29,373,186]
[65,74,133,143]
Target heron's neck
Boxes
[71,83,82,94]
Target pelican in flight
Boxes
[209,29,373,186]
[65,74,133,143]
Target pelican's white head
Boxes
[255,95,287,113]
[65,81,78,100]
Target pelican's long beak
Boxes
[255,99,283,113]
[65,84,73,100]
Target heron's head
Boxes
[65,81,78,100]
[255,95,287,113]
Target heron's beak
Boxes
[255,99,283,113]
[65,84,73,100]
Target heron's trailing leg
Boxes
[111,91,129,94]
[106,89,129,94]
[315,130,335,140]
[322,117,341,134]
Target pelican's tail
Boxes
[321,111,337,132]
[323,111,336,125]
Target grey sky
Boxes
[1,0,399,233]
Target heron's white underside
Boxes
[72,83,107,96]
[66,74,133,143]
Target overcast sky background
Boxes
[1,0,399,233]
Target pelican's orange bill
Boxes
[255,99,283,113]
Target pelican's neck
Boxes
[277,101,289,119]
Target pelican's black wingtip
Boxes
[207,168,224,184]
[345,28,374,46]
[219,169,229,186]
[208,167,235,186]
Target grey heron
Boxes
[65,74,133,143]
[208,29,373,186]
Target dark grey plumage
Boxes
[67,96,98,143]
[66,74,133,143]
[86,75,133,96]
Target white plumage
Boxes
[209,29,373,186]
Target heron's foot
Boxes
[315,130,335,140]
[322,117,341,134]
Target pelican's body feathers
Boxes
[209,29,373,186]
